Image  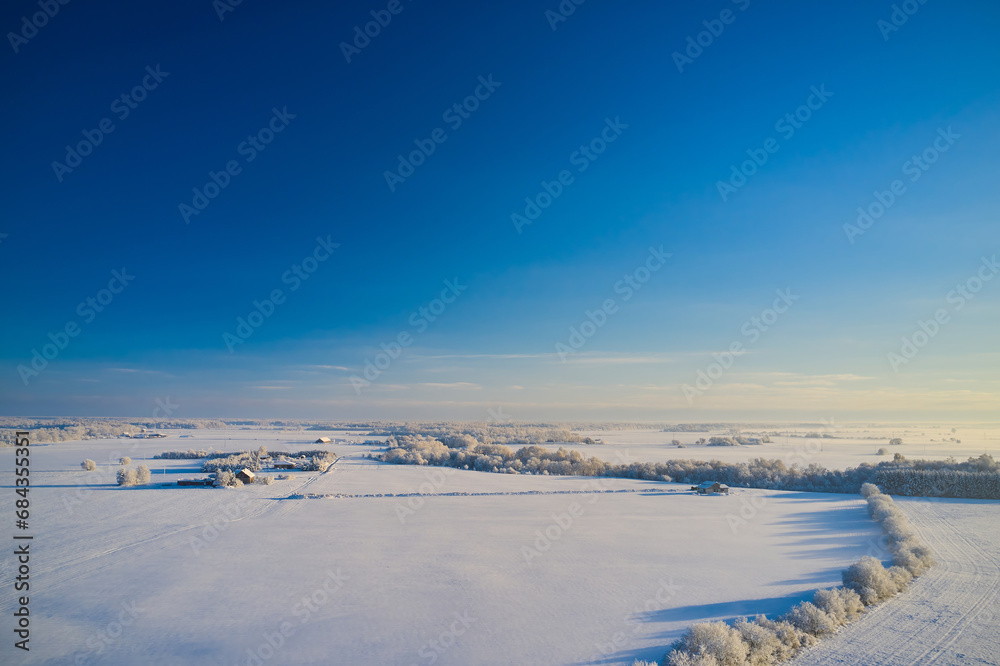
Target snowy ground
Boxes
[571,424,1000,471]
[0,427,996,665]
[791,498,1000,666]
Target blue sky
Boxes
[1,0,998,421]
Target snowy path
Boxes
[791,498,1000,666]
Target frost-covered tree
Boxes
[116,468,138,486]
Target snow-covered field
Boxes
[572,424,1000,471]
[1,427,997,665]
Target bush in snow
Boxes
[811,587,863,626]
[842,556,900,604]
[669,621,748,666]
[300,452,337,472]
[81,459,97,471]
[734,615,790,665]
[276,473,295,481]
[753,615,816,653]
[784,601,837,636]
[117,468,138,486]
[154,449,210,459]
[256,474,274,485]
[136,465,151,484]
[119,456,132,466]
[877,448,888,456]
[214,470,243,487]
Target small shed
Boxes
[235,468,256,484]
[692,481,730,495]
[315,437,332,444]
[273,461,296,470]
[178,478,214,487]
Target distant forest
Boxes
[378,435,1000,500]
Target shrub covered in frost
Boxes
[214,470,242,487]
[154,449,210,459]
[117,468,138,486]
[119,456,132,466]
[842,556,902,604]
[81,459,97,471]
[136,465,151,484]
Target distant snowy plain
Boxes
[1,427,996,665]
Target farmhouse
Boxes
[692,481,730,495]
[235,469,256,484]
[315,437,332,444]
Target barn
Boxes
[315,437,332,444]
[692,481,730,495]
[235,468,256,484]
[273,461,296,470]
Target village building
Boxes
[692,481,730,495]
[235,469,256,484]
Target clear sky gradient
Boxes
[2,0,998,421]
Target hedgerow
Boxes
[377,437,1000,499]
[663,484,932,665]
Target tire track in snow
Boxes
[898,501,1000,666]
[792,499,1000,666]
[15,466,341,597]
